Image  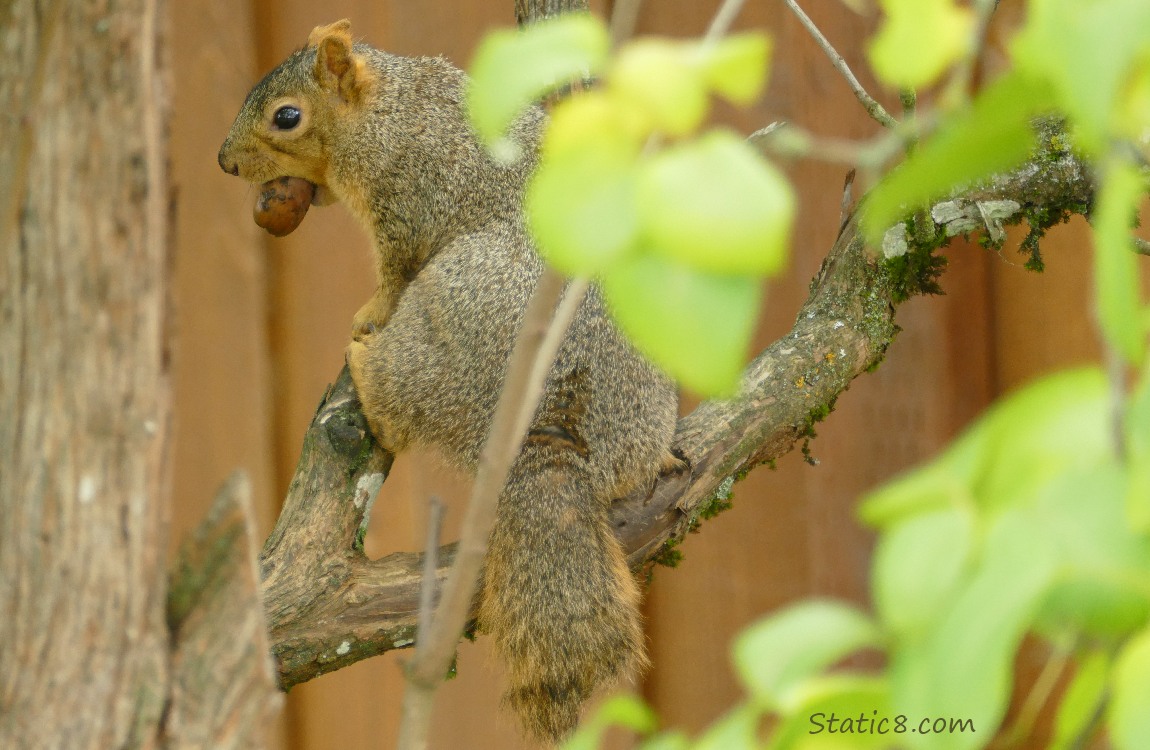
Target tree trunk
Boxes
[0,1,172,745]
[515,0,588,25]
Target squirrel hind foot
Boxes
[660,448,690,475]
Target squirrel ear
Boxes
[310,19,365,103]
[307,19,352,48]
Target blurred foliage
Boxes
[468,1,1150,747]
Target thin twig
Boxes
[609,0,643,50]
[416,496,445,654]
[749,121,908,174]
[703,0,747,45]
[398,268,571,742]
[782,0,898,129]
[395,275,589,749]
[514,277,590,441]
[900,89,919,156]
[1106,341,1128,458]
[900,89,916,119]
[839,169,856,230]
[396,496,446,750]
[944,0,1000,106]
[993,641,1071,748]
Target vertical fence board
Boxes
[170,0,278,544]
[169,0,288,745]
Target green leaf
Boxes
[1128,373,1150,532]
[768,676,890,750]
[693,705,759,750]
[1033,465,1150,641]
[1051,650,1110,750]
[868,0,973,89]
[612,39,709,136]
[733,600,882,710]
[858,460,973,527]
[873,508,974,637]
[637,130,794,276]
[638,732,691,750]
[1110,627,1150,750]
[562,694,657,750]
[1118,59,1150,138]
[697,33,772,106]
[1011,0,1150,152]
[862,368,1111,524]
[890,508,1056,750]
[971,368,1111,509]
[468,15,609,148]
[543,89,646,159]
[1093,159,1147,366]
[600,255,761,397]
[862,70,1052,244]
[597,693,658,733]
[561,722,600,750]
[527,140,640,275]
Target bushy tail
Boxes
[479,448,647,744]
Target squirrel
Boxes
[219,19,681,744]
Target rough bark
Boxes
[0,3,280,748]
[259,131,1094,687]
[165,474,282,750]
[515,0,589,25]
[0,1,172,746]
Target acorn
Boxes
[254,176,314,237]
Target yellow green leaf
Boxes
[637,130,793,276]
[543,89,646,158]
[611,39,709,136]
[697,33,772,106]
[468,15,609,148]
[1012,0,1150,152]
[734,600,882,709]
[1093,159,1147,366]
[600,255,761,397]
[1110,628,1150,749]
[868,0,973,89]
[527,139,640,275]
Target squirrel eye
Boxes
[273,105,301,130]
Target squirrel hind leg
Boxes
[480,448,648,744]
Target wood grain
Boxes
[0,1,171,746]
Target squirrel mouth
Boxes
[253,177,315,237]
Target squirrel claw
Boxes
[660,449,690,476]
[352,321,381,342]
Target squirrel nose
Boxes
[217,145,239,176]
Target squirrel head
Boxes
[217,19,376,206]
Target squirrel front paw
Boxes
[345,331,402,455]
[351,293,393,339]
[352,320,381,343]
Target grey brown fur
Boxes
[218,20,679,743]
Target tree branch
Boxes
[782,0,898,129]
[166,474,282,750]
[259,127,1094,689]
